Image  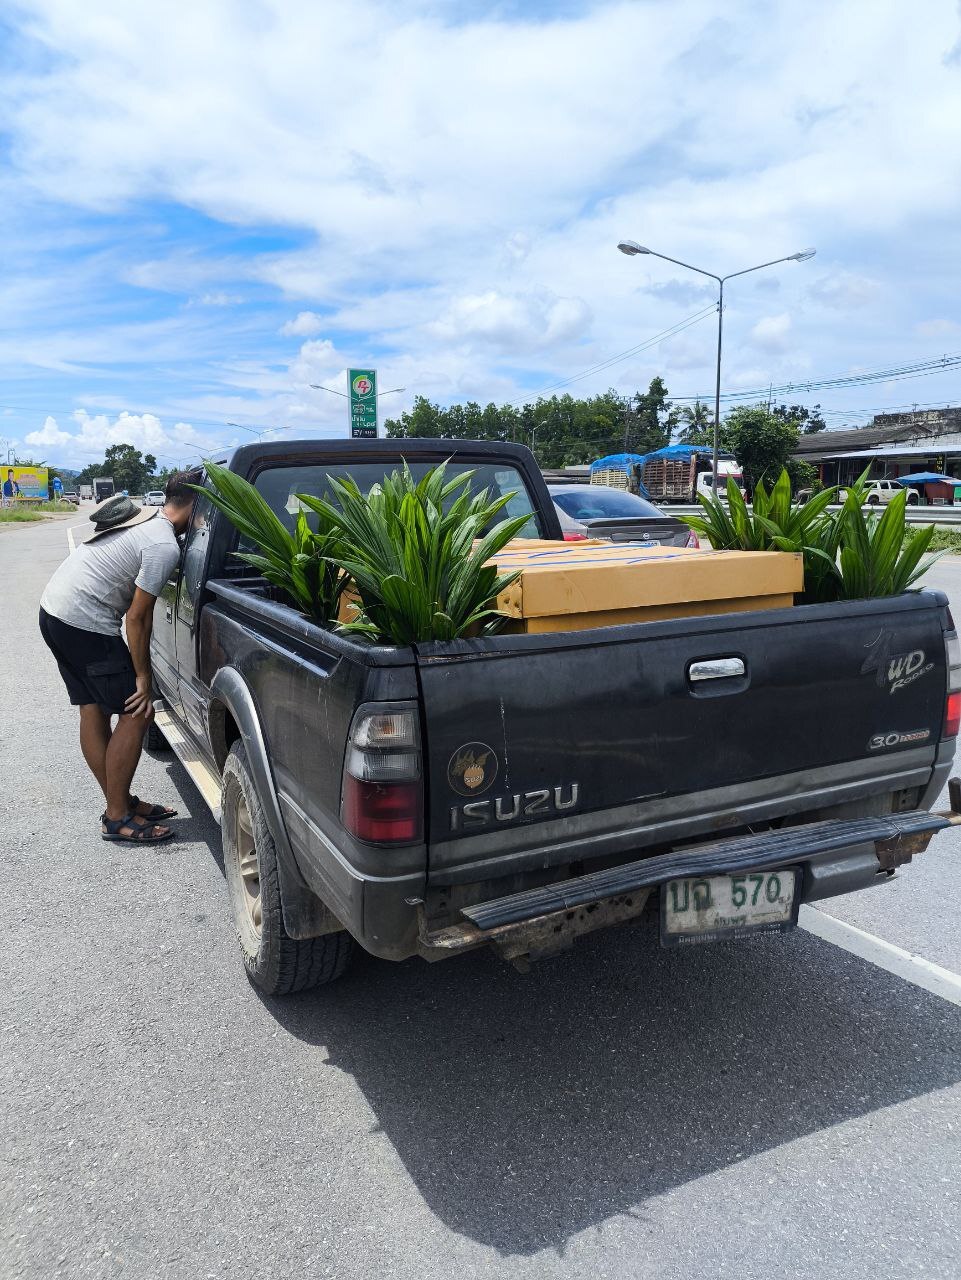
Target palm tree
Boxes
[676,400,715,444]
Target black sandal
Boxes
[129,794,178,821]
[101,813,174,843]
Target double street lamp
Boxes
[616,240,816,478]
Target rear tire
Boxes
[221,743,354,995]
[867,495,880,505]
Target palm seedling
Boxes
[832,482,940,600]
[682,469,837,554]
[681,466,939,602]
[192,460,350,622]
[297,462,534,644]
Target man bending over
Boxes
[39,474,196,843]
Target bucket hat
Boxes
[86,494,157,542]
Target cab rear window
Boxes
[251,460,543,538]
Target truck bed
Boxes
[415,591,951,883]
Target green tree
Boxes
[383,378,675,468]
[726,405,801,493]
[385,396,445,438]
[628,376,672,453]
[675,399,715,445]
[103,444,152,492]
[772,402,826,434]
[73,443,155,493]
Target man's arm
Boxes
[124,587,158,719]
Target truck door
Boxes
[151,568,183,719]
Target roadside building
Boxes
[794,407,961,496]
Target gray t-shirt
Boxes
[41,513,181,636]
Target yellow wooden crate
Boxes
[488,540,802,633]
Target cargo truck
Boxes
[146,438,959,995]
[93,476,115,502]
[590,446,746,503]
[643,454,745,503]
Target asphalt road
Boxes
[4,516,961,1280]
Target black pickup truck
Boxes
[149,438,960,994]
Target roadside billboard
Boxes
[2,465,49,503]
[348,369,377,439]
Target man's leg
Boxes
[78,703,111,798]
[103,711,169,836]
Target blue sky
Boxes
[1,0,960,471]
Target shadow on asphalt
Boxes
[261,922,961,1256]
[152,741,961,1255]
[145,745,225,875]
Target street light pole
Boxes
[617,241,816,480]
[713,277,724,473]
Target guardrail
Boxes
[666,503,961,525]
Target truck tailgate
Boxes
[415,592,949,883]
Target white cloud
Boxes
[25,409,231,470]
[25,415,74,448]
[809,272,882,309]
[426,290,591,352]
[191,291,244,307]
[749,313,792,353]
[916,318,961,338]
[1,0,960,439]
[280,310,324,337]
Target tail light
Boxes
[685,530,700,549]
[944,629,961,737]
[341,704,423,843]
[563,531,588,541]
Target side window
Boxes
[177,494,213,630]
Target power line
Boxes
[509,303,718,406]
[666,352,961,406]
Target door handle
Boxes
[165,604,173,624]
[689,657,746,682]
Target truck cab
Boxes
[696,461,746,499]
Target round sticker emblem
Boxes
[447,742,498,797]
[352,375,373,397]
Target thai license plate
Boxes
[660,867,800,947]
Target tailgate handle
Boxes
[689,657,745,682]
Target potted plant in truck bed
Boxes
[196,459,530,644]
[681,467,940,602]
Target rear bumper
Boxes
[418,808,952,963]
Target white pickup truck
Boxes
[838,478,918,506]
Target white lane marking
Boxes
[799,904,961,1008]
[67,524,77,552]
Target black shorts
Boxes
[39,608,138,714]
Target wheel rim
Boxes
[236,795,262,937]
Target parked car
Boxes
[549,483,699,547]
[60,491,80,506]
[838,478,918,506]
[147,438,958,996]
[145,490,166,506]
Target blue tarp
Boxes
[589,452,649,473]
[588,453,650,498]
[896,472,956,486]
[645,443,736,462]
